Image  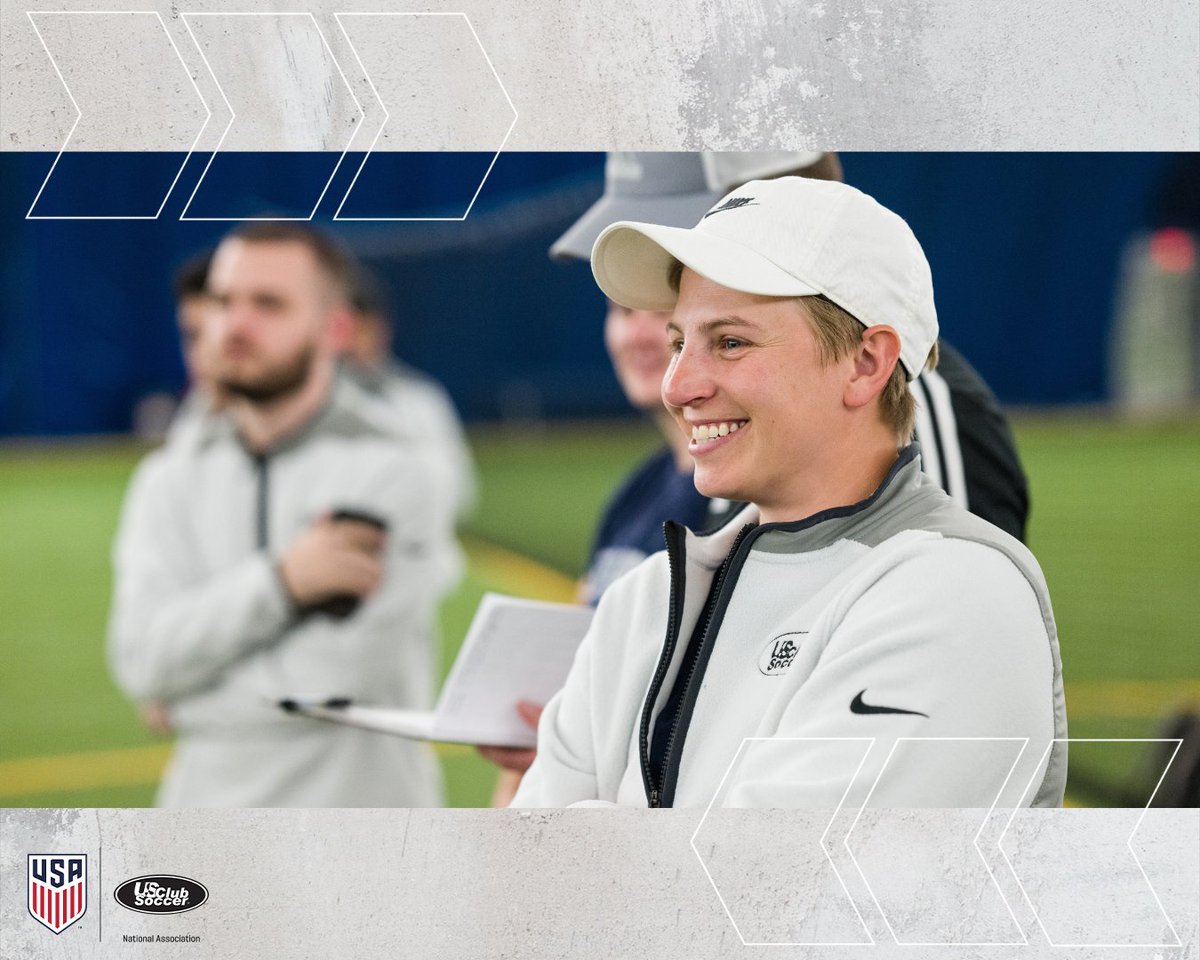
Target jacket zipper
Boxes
[642,522,757,807]
[641,522,687,808]
[640,449,922,806]
[254,454,270,550]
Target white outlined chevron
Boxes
[999,737,1185,949]
[843,737,1030,947]
[332,12,518,221]
[25,10,211,220]
[691,737,876,946]
[178,12,363,221]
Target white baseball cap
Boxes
[590,177,939,378]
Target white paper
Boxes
[282,593,594,747]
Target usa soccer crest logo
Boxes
[28,854,87,934]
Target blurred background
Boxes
[1,151,1197,807]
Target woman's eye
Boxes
[669,338,684,353]
[720,338,744,351]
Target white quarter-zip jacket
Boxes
[514,447,1066,810]
[108,375,462,807]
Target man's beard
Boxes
[218,343,315,406]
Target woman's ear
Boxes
[844,324,901,409]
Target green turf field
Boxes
[1,416,1197,807]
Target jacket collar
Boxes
[194,372,379,456]
[682,444,923,567]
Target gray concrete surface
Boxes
[2,0,1197,152]
[2,808,1197,958]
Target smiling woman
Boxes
[514,175,1067,811]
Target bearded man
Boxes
[108,223,459,807]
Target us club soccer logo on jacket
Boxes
[28,854,87,934]
[759,632,805,676]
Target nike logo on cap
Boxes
[703,196,758,218]
[849,689,929,718]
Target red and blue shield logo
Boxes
[28,854,87,934]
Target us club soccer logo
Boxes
[28,854,87,934]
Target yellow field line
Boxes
[0,744,172,798]
[0,740,477,800]
[1065,679,1199,719]
[461,534,577,602]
